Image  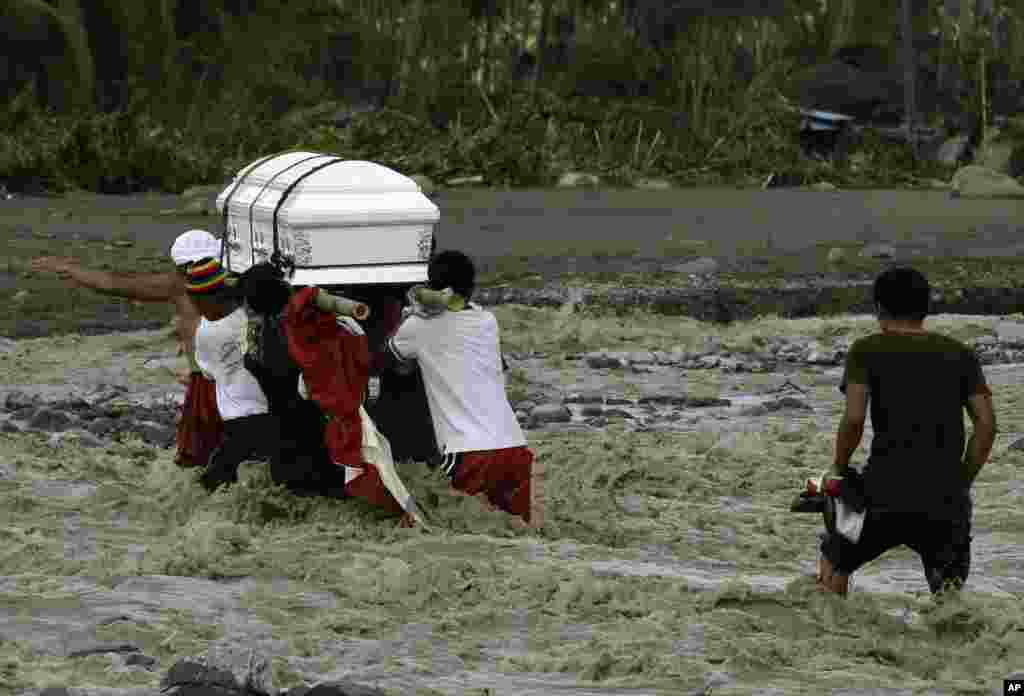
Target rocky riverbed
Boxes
[7,316,1024,446]
[2,311,1023,696]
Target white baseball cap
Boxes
[170,229,221,267]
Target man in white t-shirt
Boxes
[384,250,542,527]
[185,258,276,492]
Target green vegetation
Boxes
[2,1,1018,193]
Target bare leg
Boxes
[816,555,850,596]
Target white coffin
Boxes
[215,153,439,286]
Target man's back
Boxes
[843,331,986,514]
[391,307,525,454]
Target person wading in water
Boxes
[818,267,997,597]
[32,229,226,468]
[379,250,544,528]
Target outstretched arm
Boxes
[32,256,182,302]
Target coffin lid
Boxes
[215,153,438,286]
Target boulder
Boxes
[935,135,970,167]
[860,243,896,259]
[58,429,106,449]
[529,403,572,424]
[565,392,604,404]
[604,409,635,420]
[666,257,719,275]
[769,397,813,411]
[27,408,75,432]
[635,178,672,190]
[585,352,626,369]
[995,321,1024,346]
[683,396,732,408]
[951,165,1024,198]
[128,421,176,446]
[557,172,600,188]
[67,641,140,659]
[625,350,657,365]
[4,390,38,411]
[166,642,276,696]
[288,682,388,696]
[974,127,1024,178]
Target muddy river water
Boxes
[1,188,1023,694]
[1,310,1022,695]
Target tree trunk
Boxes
[535,0,553,88]
[10,0,95,111]
[484,9,494,91]
[901,0,919,157]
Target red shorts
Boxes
[175,372,225,468]
[448,446,534,522]
[344,464,404,516]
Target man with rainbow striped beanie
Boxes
[32,229,226,469]
[185,258,278,492]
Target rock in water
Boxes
[27,408,75,433]
[167,641,277,696]
[585,352,625,369]
[995,321,1024,346]
[529,403,572,424]
[290,682,388,696]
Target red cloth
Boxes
[344,465,405,516]
[284,287,369,469]
[175,372,224,468]
[451,446,534,522]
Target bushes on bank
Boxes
[0,82,951,195]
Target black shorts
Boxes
[819,502,972,594]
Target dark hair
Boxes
[873,266,930,321]
[237,262,291,315]
[428,250,475,300]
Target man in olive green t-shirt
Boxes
[818,267,997,597]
